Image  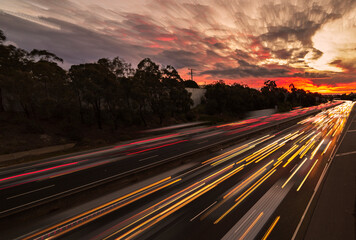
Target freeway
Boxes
[7,101,353,240]
[0,102,339,217]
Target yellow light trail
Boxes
[297,159,319,191]
[235,169,276,206]
[278,145,298,162]
[223,167,266,199]
[23,176,176,240]
[282,157,308,188]
[239,212,264,240]
[115,165,245,239]
[322,140,332,155]
[261,216,280,240]
[25,177,181,240]
[283,145,306,168]
[214,161,276,224]
[200,163,235,182]
[326,127,334,136]
[202,145,246,165]
[290,131,304,140]
[310,139,324,160]
[206,160,281,220]
[242,141,278,163]
[254,144,285,164]
[202,135,272,165]
[300,141,315,159]
[211,145,254,166]
[107,182,204,240]
[113,184,207,240]
[298,131,315,144]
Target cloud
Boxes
[1,0,356,93]
[0,12,134,65]
[154,49,202,68]
[200,60,290,79]
[292,71,330,78]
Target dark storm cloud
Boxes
[309,48,323,60]
[312,74,356,86]
[2,0,356,93]
[121,13,172,41]
[234,49,255,62]
[258,2,347,46]
[330,60,342,65]
[213,42,226,49]
[154,49,202,68]
[0,12,149,66]
[272,49,292,60]
[292,72,330,78]
[200,60,290,79]
[295,50,309,59]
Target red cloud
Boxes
[250,39,271,60]
[156,36,177,42]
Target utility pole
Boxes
[188,68,195,81]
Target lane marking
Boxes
[6,185,55,200]
[234,210,256,234]
[335,150,356,157]
[291,105,356,240]
[138,155,158,162]
[190,201,217,222]
[347,129,356,132]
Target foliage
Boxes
[183,80,199,88]
[203,80,326,116]
[0,29,326,133]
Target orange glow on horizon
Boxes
[179,69,355,95]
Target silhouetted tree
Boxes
[183,80,199,88]
[69,63,116,129]
[162,65,192,117]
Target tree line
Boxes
[0,29,327,133]
[202,80,326,117]
[0,30,200,131]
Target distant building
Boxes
[185,88,206,108]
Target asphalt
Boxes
[0,103,335,217]
[0,102,345,240]
[303,104,356,240]
[16,102,348,240]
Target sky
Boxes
[0,0,356,94]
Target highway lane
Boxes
[16,101,353,240]
[0,102,339,216]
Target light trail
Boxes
[278,145,298,161]
[322,140,332,155]
[239,212,264,240]
[214,160,277,224]
[262,216,280,240]
[223,167,267,199]
[23,176,179,240]
[126,140,187,155]
[297,159,319,191]
[282,157,308,188]
[0,161,80,183]
[310,140,324,160]
[21,101,352,240]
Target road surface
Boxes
[4,101,352,240]
[0,102,338,217]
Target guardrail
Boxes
[1,102,341,217]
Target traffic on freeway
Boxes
[0,102,339,217]
[5,101,353,239]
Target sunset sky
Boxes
[1,0,356,94]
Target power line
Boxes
[188,68,195,81]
